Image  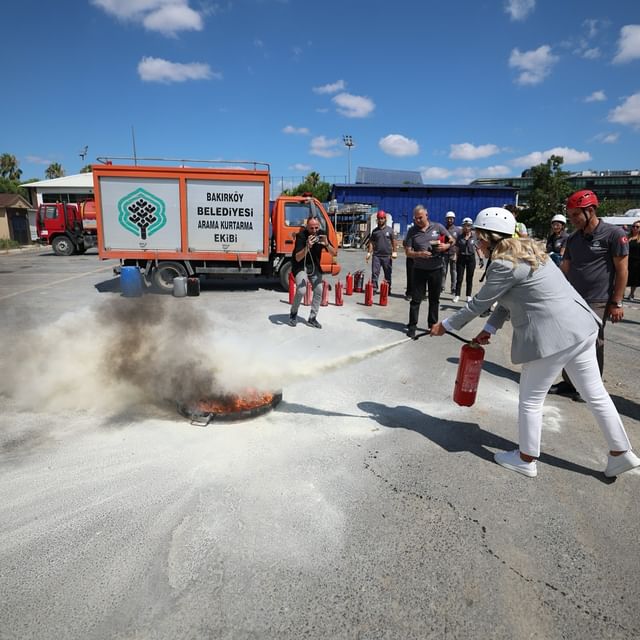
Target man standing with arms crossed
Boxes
[549,190,629,399]
[366,210,397,293]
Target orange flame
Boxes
[195,389,274,415]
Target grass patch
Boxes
[0,239,22,250]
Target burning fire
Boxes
[194,389,276,415]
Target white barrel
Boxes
[172,276,187,297]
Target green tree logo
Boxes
[118,189,167,239]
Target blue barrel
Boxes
[120,266,143,297]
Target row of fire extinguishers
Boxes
[288,269,389,308]
[287,270,485,408]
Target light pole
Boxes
[342,135,354,183]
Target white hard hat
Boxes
[462,217,473,225]
[473,207,516,236]
[445,211,456,218]
[551,214,567,224]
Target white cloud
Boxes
[282,125,309,135]
[504,0,535,21]
[581,47,601,59]
[509,45,558,85]
[309,136,342,158]
[608,92,640,129]
[332,93,375,118]
[584,90,606,103]
[25,155,53,165]
[137,57,219,83]
[378,134,419,157]
[449,142,500,160]
[512,147,592,167]
[594,133,619,144]
[613,25,640,63]
[312,80,346,94]
[290,163,312,172]
[418,165,512,184]
[482,165,512,177]
[92,0,203,36]
[142,4,202,36]
[583,19,600,39]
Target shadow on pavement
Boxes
[610,394,640,421]
[358,400,613,483]
[276,401,362,419]
[357,318,408,333]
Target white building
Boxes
[21,173,94,207]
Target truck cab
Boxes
[36,200,97,255]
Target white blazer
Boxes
[445,258,600,364]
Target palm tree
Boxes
[45,162,65,179]
[306,171,321,187]
[0,153,22,180]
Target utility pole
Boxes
[342,135,354,184]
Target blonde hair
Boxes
[476,230,548,270]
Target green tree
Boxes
[283,171,331,202]
[79,164,93,173]
[0,153,22,180]
[521,155,572,235]
[596,198,640,217]
[45,162,65,179]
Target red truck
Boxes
[36,200,97,255]
[93,160,340,291]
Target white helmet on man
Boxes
[445,211,456,218]
[473,207,516,236]
[551,214,567,224]
[462,217,473,225]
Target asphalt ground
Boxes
[0,245,639,640]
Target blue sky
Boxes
[3,0,640,195]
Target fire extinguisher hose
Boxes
[445,330,472,345]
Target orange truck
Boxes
[93,160,340,291]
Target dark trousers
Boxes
[371,254,392,290]
[409,267,442,329]
[405,257,414,296]
[455,255,476,297]
[442,254,457,293]
[562,301,607,387]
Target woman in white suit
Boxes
[430,207,639,479]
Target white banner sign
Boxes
[186,180,265,253]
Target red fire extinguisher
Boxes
[379,280,389,306]
[321,281,330,306]
[335,281,344,306]
[354,270,365,293]
[288,271,295,304]
[345,272,353,296]
[304,280,313,306]
[453,339,485,407]
[364,280,374,306]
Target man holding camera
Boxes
[289,216,337,329]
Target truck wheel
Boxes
[279,261,292,291]
[151,261,188,293]
[52,236,75,256]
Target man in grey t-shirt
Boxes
[549,190,629,398]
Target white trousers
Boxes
[518,333,631,457]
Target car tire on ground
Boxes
[151,261,188,293]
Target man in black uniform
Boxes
[289,216,337,329]
[404,205,454,338]
[366,210,397,293]
[549,189,629,398]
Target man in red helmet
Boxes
[549,189,629,399]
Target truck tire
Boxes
[279,261,292,291]
[151,261,188,293]
[52,235,76,256]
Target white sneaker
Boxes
[452,295,459,303]
[494,449,537,477]
[467,296,472,302]
[604,450,640,477]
